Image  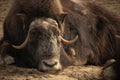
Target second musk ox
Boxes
[0,0,120,79]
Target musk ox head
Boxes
[12,17,78,73]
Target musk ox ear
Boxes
[55,13,68,34]
[16,13,26,30]
[59,13,68,24]
[56,13,68,25]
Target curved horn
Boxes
[12,13,28,49]
[61,35,78,45]
[12,34,29,49]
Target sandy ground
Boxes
[0,0,120,80]
[0,65,102,80]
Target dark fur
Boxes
[0,0,120,79]
[62,1,120,79]
[61,0,120,79]
[3,0,63,45]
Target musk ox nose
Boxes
[40,59,62,72]
[43,61,57,68]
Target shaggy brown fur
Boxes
[9,0,63,17]
[60,0,119,65]
[0,0,120,79]
[3,0,64,45]
[60,0,120,79]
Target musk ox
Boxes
[0,0,120,79]
[0,0,77,72]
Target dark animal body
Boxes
[0,0,120,79]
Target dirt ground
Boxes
[0,0,120,80]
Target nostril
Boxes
[43,61,57,68]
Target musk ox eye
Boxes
[54,30,60,36]
[30,30,36,35]
[49,27,60,36]
[30,29,43,37]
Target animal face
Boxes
[12,18,78,72]
[29,18,62,72]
